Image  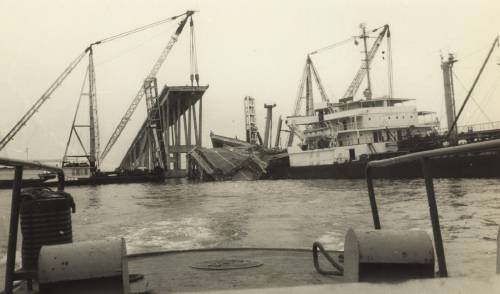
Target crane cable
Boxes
[309,37,354,56]
[100,12,194,161]
[0,11,190,152]
[190,16,200,86]
[452,72,492,123]
[90,11,188,46]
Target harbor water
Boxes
[1,178,500,287]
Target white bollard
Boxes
[38,238,129,294]
[343,229,435,282]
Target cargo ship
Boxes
[280,26,500,179]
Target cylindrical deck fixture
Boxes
[343,229,435,282]
[38,238,130,294]
[20,187,75,270]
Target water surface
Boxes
[1,178,499,286]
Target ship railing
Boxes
[365,138,500,279]
[438,120,500,135]
[1,156,65,294]
[334,121,437,133]
[334,121,363,132]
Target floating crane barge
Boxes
[0,11,206,188]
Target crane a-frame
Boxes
[0,11,197,171]
[286,24,393,146]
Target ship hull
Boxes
[271,150,500,179]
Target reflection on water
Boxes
[0,178,499,280]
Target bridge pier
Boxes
[119,85,208,177]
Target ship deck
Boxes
[5,247,500,293]
[128,248,343,293]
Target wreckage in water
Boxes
[187,133,287,181]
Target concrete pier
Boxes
[119,85,208,177]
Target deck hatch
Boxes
[190,258,263,270]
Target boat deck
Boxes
[128,248,343,293]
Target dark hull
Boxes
[0,178,48,189]
[0,173,164,190]
[270,150,500,179]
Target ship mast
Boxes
[441,54,458,145]
[447,36,500,142]
[88,46,100,170]
[360,23,372,100]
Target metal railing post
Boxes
[365,166,381,229]
[57,171,65,191]
[4,166,23,294]
[421,157,448,277]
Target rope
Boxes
[453,72,492,123]
[92,12,186,46]
[96,27,173,67]
[309,37,354,55]
[190,16,199,86]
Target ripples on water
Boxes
[0,178,499,280]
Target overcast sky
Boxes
[1,0,500,169]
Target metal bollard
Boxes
[38,238,130,294]
[343,229,435,282]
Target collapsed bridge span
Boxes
[187,133,289,181]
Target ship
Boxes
[281,25,500,179]
[3,138,500,293]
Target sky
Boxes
[1,0,499,169]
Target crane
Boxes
[447,36,500,142]
[100,11,194,162]
[0,11,192,159]
[286,55,329,146]
[343,24,391,100]
[0,49,88,151]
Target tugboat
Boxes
[284,26,500,179]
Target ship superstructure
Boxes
[286,97,438,167]
[285,24,439,168]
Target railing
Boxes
[438,120,500,135]
[1,157,65,294]
[365,138,500,279]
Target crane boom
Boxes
[0,49,88,151]
[342,25,389,99]
[100,11,194,162]
[308,56,329,102]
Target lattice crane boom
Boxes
[0,49,89,151]
[100,11,194,162]
[342,25,389,99]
